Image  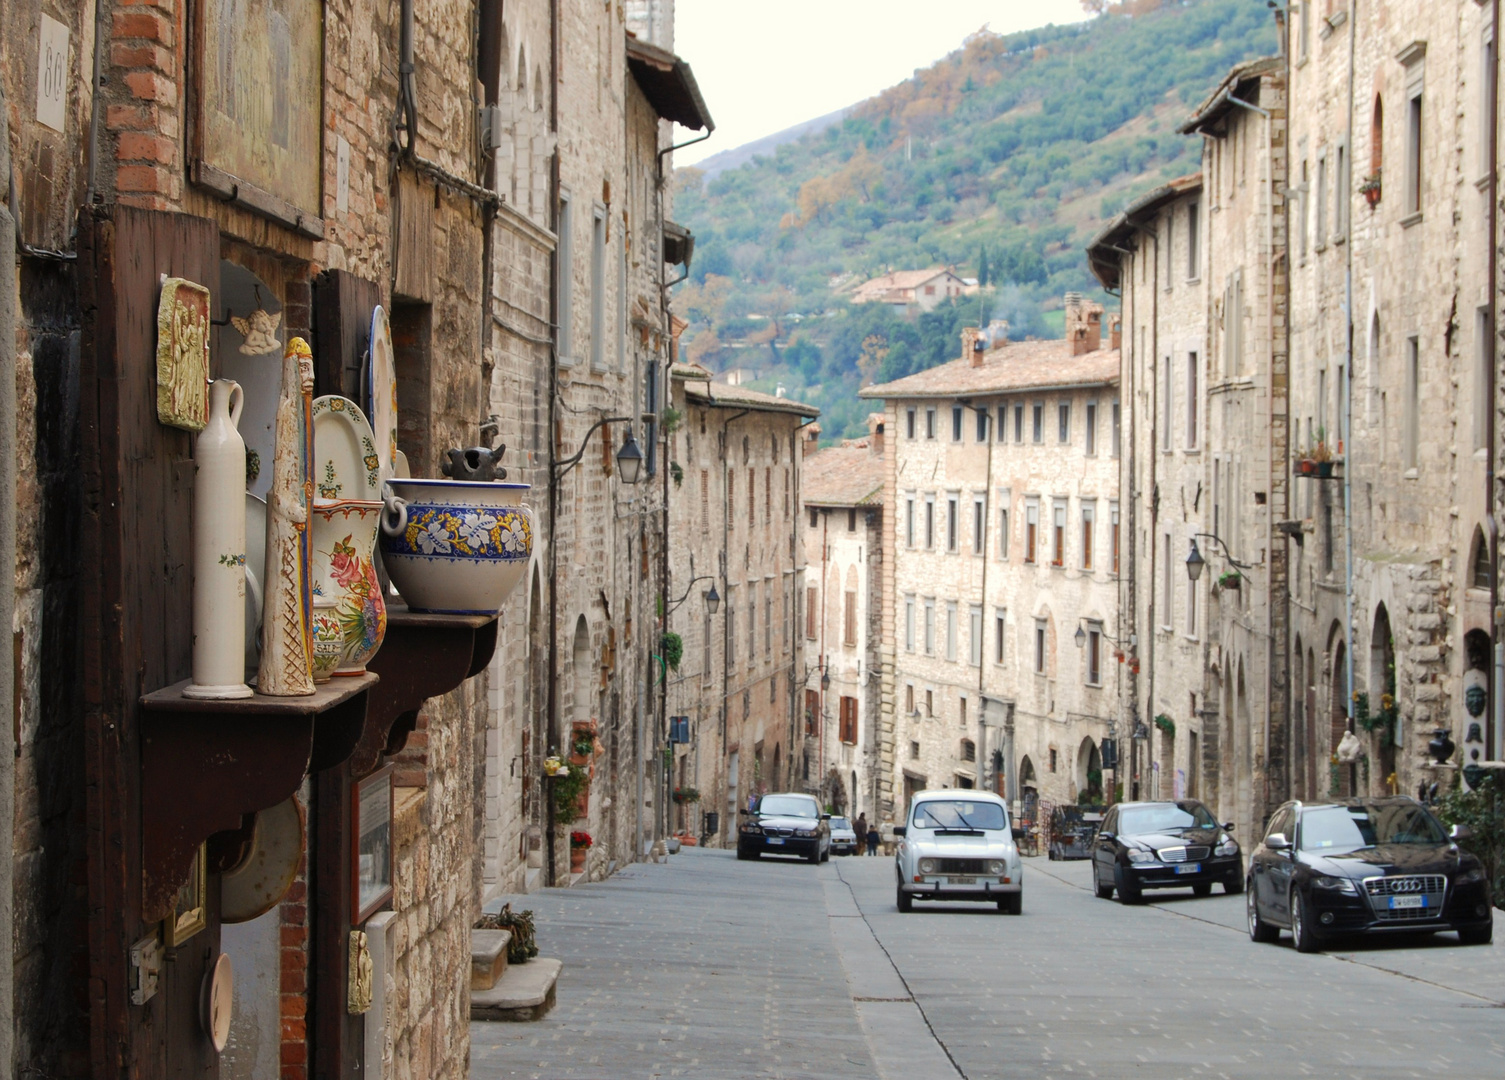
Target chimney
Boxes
[802,423,821,457]
[868,412,885,456]
[1064,293,1105,356]
[962,326,985,367]
[1109,314,1122,352]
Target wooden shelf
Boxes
[352,604,500,776]
[139,674,377,922]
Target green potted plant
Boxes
[1311,427,1336,478]
[1217,570,1242,592]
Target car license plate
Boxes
[1389,894,1425,910]
[1175,863,1201,875]
[766,837,784,846]
[950,876,976,884]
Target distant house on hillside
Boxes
[849,267,971,313]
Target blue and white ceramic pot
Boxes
[378,479,533,615]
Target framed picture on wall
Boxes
[166,843,208,946]
[352,765,394,922]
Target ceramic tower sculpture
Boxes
[258,337,316,696]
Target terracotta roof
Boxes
[859,338,1119,401]
[1178,56,1283,135]
[671,360,713,382]
[802,445,885,508]
[1086,173,1203,290]
[683,380,820,417]
[626,36,714,132]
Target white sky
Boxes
[672,0,1093,165]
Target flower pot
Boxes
[1428,728,1456,765]
[569,847,587,874]
[1296,459,1316,476]
[310,500,387,675]
[1364,186,1381,208]
[378,479,533,614]
[1315,461,1335,479]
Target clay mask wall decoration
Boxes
[155,277,212,431]
[258,338,316,696]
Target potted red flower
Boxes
[569,830,592,874]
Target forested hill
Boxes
[670,0,1276,442]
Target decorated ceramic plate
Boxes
[312,395,381,503]
[368,306,399,481]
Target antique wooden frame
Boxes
[351,764,394,923]
[164,843,207,946]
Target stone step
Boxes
[470,928,511,991]
[470,958,562,1022]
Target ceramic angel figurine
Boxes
[233,308,283,355]
[258,337,316,696]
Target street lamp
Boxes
[666,575,720,615]
[1185,532,1251,583]
[552,415,644,484]
[1186,538,1206,583]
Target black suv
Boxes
[1091,800,1243,903]
[736,793,831,863]
[1247,796,1494,952]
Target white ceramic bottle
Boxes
[186,379,254,699]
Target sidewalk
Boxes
[470,848,875,1079]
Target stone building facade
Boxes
[1,1,708,1077]
[1089,175,1212,808]
[800,428,885,821]
[862,305,1121,826]
[665,366,817,845]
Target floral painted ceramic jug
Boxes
[310,500,387,676]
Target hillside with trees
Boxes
[672,0,1275,441]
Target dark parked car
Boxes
[1091,800,1243,903]
[736,793,831,863]
[1246,796,1494,952]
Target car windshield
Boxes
[1299,803,1447,852]
[756,796,818,819]
[1118,803,1216,834]
[830,818,851,830]
[912,800,1007,831]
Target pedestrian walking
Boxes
[854,813,867,845]
[866,824,880,856]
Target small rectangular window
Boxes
[975,408,988,443]
[557,192,575,362]
[1058,402,1070,443]
[996,405,1008,442]
[972,496,985,555]
[1404,335,1420,468]
[969,605,983,667]
[906,495,915,548]
[1406,78,1424,215]
[924,495,935,549]
[924,598,935,655]
[805,586,817,640]
[1014,403,1024,443]
[1034,620,1047,675]
[1085,402,1097,456]
[1162,533,1173,629]
[809,506,818,529]
[1315,151,1328,245]
[945,602,958,662]
[1052,501,1066,567]
[1478,309,1493,450]
[1187,352,1199,449]
[1163,354,1174,451]
[998,503,1010,560]
[952,405,963,442]
[906,408,916,439]
[994,609,1006,664]
[946,494,959,553]
[1081,502,1095,570]
[590,208,606,370]
[905,595,915,652]
[1087,627,1102,686]
[1032,403,1044,443]
[847,508,857,533]
[1025,499,1039,564]
[926,408,936,439]
[1187,201,1200,279]
[844,590,857,647]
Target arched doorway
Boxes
[1075,738,1103,805]
[1234,660,1252,831]
[1292,637,1306,799]
[1370,605,1396,792]
[570,614,591,731]
[1019,756,1039,830]
[1331,639,1349,797]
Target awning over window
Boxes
[626,36,714,133]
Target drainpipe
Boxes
[720,407,750,832]
[545,0,562,885]
[819,510,827,797]
[1343,1,1358,785]
[0,95,17,1076]
[1491,0,1503,765]
[970,401,994,790]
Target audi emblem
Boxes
[1391,878,1423,893]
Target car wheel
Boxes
[1048,848,1060,861]
[896,884,913,913]
[1192,883,1213,898]
[1114,866,1141,905]
[1247,880,1278,943]
[997,892,1022,915]
[1094,873,1114,900]
[1458,922,1494,946]
[807,847,820,864]
[1290,888,1322,953]
[821,844,830,863]
[1224,873,1245,895]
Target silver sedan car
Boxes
[895,790,1023,914]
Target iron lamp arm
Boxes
[552,415,634,479]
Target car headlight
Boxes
[1459,867,1487,885]
[918,858,937,874]
[1214,838,1239,857]
[795,828,818,838]
[988,860,1005,875]
[739,824,762,835]
[1126,848,1154,864]
[1312,875,1357,894]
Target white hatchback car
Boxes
[895,790,1023,914]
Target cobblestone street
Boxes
[472,849,1505,1080]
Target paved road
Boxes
[471,849,1505,1079]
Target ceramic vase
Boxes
[378,479,532,614]
[311,500,387,675]
[186,380,254,700]
[569,848,587,874]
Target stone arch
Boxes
[516,45,529,109]
[533,65,544,112]
[1370,604,1396,790]
[1470,526,1490,590]
[1075,737,1102,803]
[570,613,591,731]
[1330,632,1349,798]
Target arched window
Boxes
[1370,94,1383,176]
[961,739,976,762]
[1472,527,1491,589]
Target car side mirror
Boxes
[738,808,750,817]
[1265,833,1290,851]
[1221,822,1235,832]
[821,813,831,821]
[1449,823,1472,841]
[1097,831,1114,843]
[1011,827,1025,841]
[893,826,906,837]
